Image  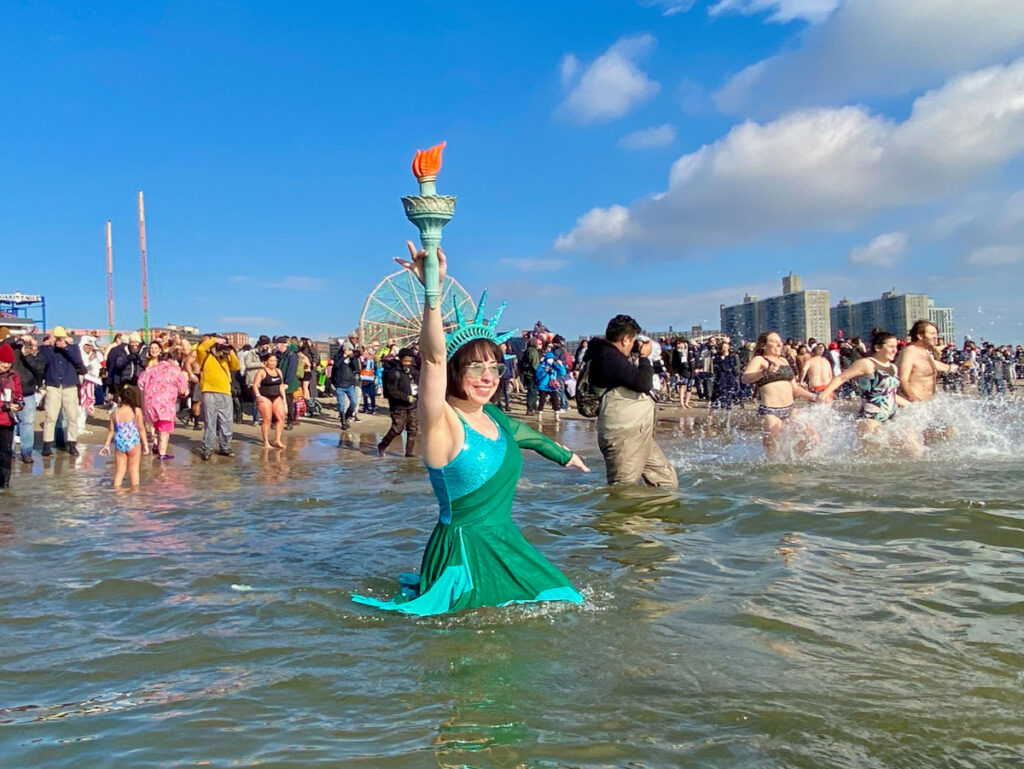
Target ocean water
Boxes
[1,395,1022,768]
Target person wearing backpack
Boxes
[585,314,678,488]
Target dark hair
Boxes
[158,351,176,363]
[605,314,641,343]
[120,384,143,410]
[908,319,935,342]
[871,329,896,351]
[753,331,780,357]
[446,338,501,403]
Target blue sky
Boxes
[4,0,1024,343]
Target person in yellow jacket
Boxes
[196,335,240,460]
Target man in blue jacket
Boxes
[40,326,85,457]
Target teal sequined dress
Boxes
[353,404,583,616]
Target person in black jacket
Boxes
[330,345,361,431]
[585,314,677,487]
[378,347,418,457]
[106,332,143,400]
[40,326,86,457]
[1,334,45,463]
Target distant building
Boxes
[154,324,202,345]
[830,290,932,341]
[223,332,249,350]
[720,274,830,343]
[928,301,955,342]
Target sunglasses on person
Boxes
[463,362,506,378]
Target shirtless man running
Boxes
[896,320,959,402]
[799,344,834,394]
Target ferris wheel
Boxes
[359,269,476,348]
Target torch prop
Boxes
[401,141,455,310]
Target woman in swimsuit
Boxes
[251,353,287,449]
[741,331,819,456]
[99,384,149,488]
[353,243,590,616]
[817,329,921,454]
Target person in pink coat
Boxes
[138,352,188,459]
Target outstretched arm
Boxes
[488,406,589,471]
[818,358,872,402]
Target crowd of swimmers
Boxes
[0,316,1021,491]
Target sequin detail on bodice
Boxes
[426,412,508,524]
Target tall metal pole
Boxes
[106,219,115,342]
[138,191,149,342]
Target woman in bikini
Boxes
[251,353,288,449]
[741,331,819,457]
[817,329,921,455]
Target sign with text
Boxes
[0,292,42,303]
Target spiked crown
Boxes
[445,290,518,357]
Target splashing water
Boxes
[667,393,1024,469]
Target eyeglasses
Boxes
[463,362,505,379]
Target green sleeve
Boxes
[485,405,573,466]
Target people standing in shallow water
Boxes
[251,353,288,449]
[353,243,590,616]
[99,384,149,488]
[818,330,922,456]
[896,319,960,403]
[741,331,820,457]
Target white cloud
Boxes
[265,275,326,291]
[558,35,660,123]
[618,124,676,150]
[849,232,906,266]
[967,245,1024,266]
[715,0,1024,116]
[556,204,630,251]
[641,0,698,17]
[556,58,1024,252]
[709,0,839,24]
[559,54,579,87]
[497,258,568,272]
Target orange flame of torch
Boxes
[412,141,446,179]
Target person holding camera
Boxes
[40,326,86,457]
[584,314,678,487]
[0,344,25,488]
[330,343,360,430]
[196,334,240,460]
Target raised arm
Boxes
[394,242,458,465]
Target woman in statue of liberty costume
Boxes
[353,243,590,615]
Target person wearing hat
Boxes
[0,343,25,487]
[40,326,86,456]
[105,332,143,402]
[0,334,45,463]
[77,336,105,436]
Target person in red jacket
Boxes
[0,344,25,489]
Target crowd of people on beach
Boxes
[0,313,1021,491]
